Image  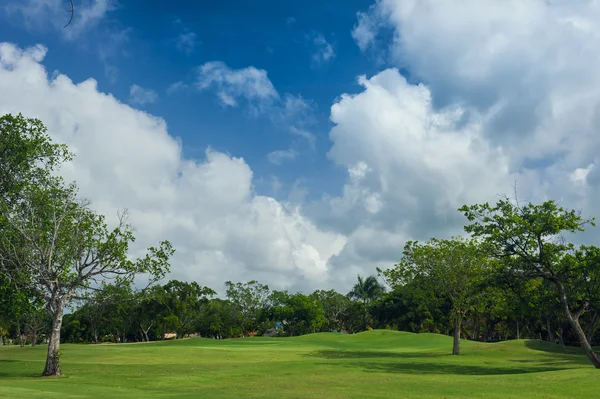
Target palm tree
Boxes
[347,275,386,329]
[347,275,386,305]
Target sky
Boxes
[1,0,600,295]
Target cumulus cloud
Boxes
[0,42,346,293]
[129,84,158,105]
[304,0,600,283]
[353,1,600,160]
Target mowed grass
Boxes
[0,330,596,398]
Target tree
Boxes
[311,289,351,332]
[225,280,270,335]
[460,198,600,368]
[347,275,385,329]
[347,275,386,305]
[381,237,487,354]
[0,115,174,376]
[269,291,325,336]
[156,280,216,338]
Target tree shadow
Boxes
[304,349,447,360]
[347,360,572,375]
[0,359,42,378]
[524,339,588,356]
[305,349,583,376]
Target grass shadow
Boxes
[523,339,589,356]
[0,359,42,378]
[306,349,583,376]
[348,360,572,375]
[304,350,447,360]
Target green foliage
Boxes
[156,280,216,338]
[269,291,326,336]
[225,280,270,334]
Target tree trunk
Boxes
[556,281,600,369]
[452,317,461,355]
[516,321,520,339]
[31,329,37,347]
[546,318,556,343]
[42,307,64,377]
[558,326,565,347]
[586,311,598,345]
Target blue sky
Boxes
[1,0,384,201]
[2,0,600,293]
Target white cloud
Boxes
[5,0,115,40]
[290,126,316,151]
[166,81,188,95]
[352,12,379,52]
[176,32,198,55]
[196,61,280,110]
[173,19,198,55]
[305,0,600,278]
[311,33,335,67]
[353,1,600,161]
[129,84,158,105]
[267,148,299,165]
[0,42,346,293]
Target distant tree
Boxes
[225,280,270,335]
[461,197,600,368]
[270,291,325,336]
[348,275,386,305]
[311,289,351,332]
[381,237,487,354]
[197,298,243,339]
[347,275,385,329]
[156,280,216,338]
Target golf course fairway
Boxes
[0,330,595,398]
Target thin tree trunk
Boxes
[42,306,64,376]
[546,318,556,343]
[31,328,37,347]
[516,321,520,339]
[452,317,461,355]
[17,324,24,347]
[586,311,598,345]
[558,326,565,347]
[556,281,600,369]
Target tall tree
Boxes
[460,198,600,368]
[381,237,487,354]
[0,115,174,376]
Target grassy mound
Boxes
[0,330,595,398]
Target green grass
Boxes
[0,330,596,398]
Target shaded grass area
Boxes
[0,330,596,398]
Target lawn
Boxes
[0,330,596,398]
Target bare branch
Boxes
[64,0,74,28]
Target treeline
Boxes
[3,264,599,354]
[2,113,600,375]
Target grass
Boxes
[0,330,596,398]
